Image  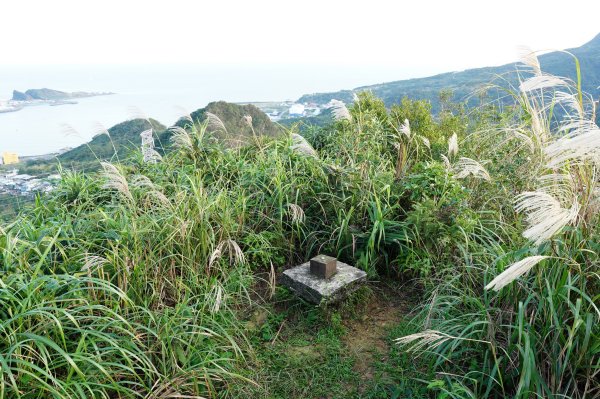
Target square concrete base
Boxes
[280,261,367,304]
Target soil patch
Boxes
[341,281,418,391]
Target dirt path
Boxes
[341,282,418,391]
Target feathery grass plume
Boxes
[130,175,171,208]
[485,255,550,291]
[441,154,451,170]
[268,261,276,299]
[169,126,193,151]
[81,254,107,273]
[210,239,245,269]
[517,45,542,76]
[453,157,491,181]
[510,127,536,153]
[208,247,222,270]
[515,191,579,245]
[286,203,305,224]
[544,120,600,167]
[146,190,172,209]
[206,112,228,134]
[91,121,110,138]
[100,162,133,202]
[400,118,411,138]
[174,105,193,124]
[127,105,150,123]
[330,99,352,122]
[519,75,568,93]
[210,282,224,314]
[243,115,253,127]
[290,133,318,158]
[555,91,585,118]
[448,133,458,157]
[130,174,157,190]
[61,123,82,138]
[419,135,430,149]
[395,330,454,352]
[537,173,576,202]
[529,104,549,144]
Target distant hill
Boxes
[11,88,113,101]
[58,118,168,165]
[16,102,282,174]
[298,33,600,112]
[180,101,284,146]
[14,119,167,175]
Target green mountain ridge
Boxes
[298,33,600,111]
[183,101,284,145]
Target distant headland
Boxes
[11,88,114,101]
[0,88,114,113]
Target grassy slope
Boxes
[1,66,598,399]
[232,283,430,399]
[15,101,283,175]
[185,101,284,145]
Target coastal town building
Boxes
[2,152,19,165]
[288,104,305,117]
[0,169,58,197]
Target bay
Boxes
[0,64,416,156]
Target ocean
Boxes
[0,64,419,156]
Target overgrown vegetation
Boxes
[0,53,598,398]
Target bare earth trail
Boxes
[236,278,421,398]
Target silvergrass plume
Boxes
[290,133,318,158]
[395,330,454,352]
[515,191,579,245]
[206,112,228,134]
[517,45,542,76]
[61,123,82,138]
[448,133,458,157]
[485,255,550,291]
[330,100,352,122]
[91,121,110,138]
[400,118,411,138]
[100,162,133,202]
[169,126,193,151]
[286,203,305,224]
[453,157,491,181]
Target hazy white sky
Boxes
[2,0,599,74]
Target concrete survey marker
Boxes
[281,256,367,304]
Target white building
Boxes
[288,104,305,117]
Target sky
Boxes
[1,0,599,77]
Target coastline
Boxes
[1,92,115,114]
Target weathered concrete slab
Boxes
[280,261,367,304]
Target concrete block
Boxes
[310,255,337,279]
[280,260,367,304]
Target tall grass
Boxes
[397,55,600,398]
[0,62,597,398]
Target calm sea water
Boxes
[0,64,421,156]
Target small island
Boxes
[0,88,114,113]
